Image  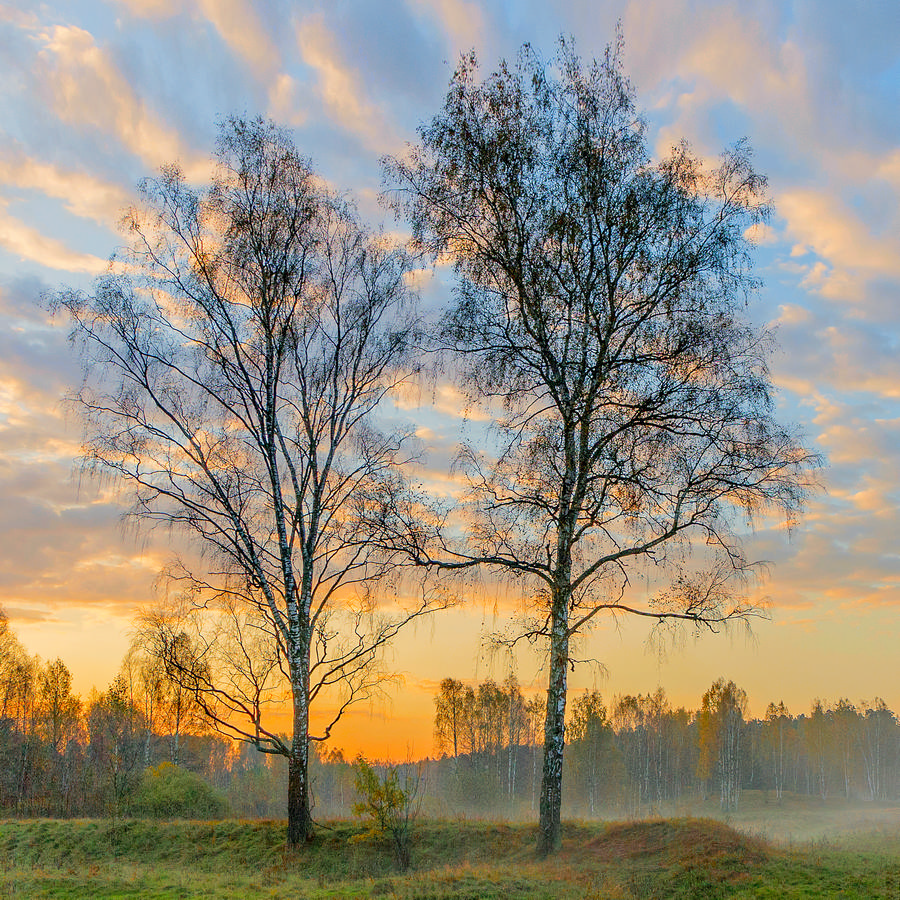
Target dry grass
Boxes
[0,811,898,897]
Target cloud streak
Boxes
[0,149,131,226]
[0,203,107,273]
[35,25,206,177]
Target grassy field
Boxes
[1,801,900,898]
[653,789,900,845]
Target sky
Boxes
[1,0,899,759]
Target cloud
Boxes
[3,606,56,624]
[393,382,492,423]
[407,0,487,56]
[0,149,131,226]
[0,435,163,616]
[744,222,777,246]
[0,6,40,28]
[113,0,286,83]
[34,25,206,177]
[113,0,305,126]
[876,148,900,188]
[194,0,282,82]
[771,304,900,399]
[0,203,107,274]
[616,1,900,312]
[621,2,802,131]
[297,14,400,155]
[268,74,307,127]
[777,189,900,300]
[111,0,179,16]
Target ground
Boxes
[1,794,899,898]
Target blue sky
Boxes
[1,0,899,754]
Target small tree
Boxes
[859,699,896,802]
[36,659,81,756]
[805,699,832,801]
[87,675,146,816]
[434,677,468,761]
[566,690,621,816]
[383,37,815,854]
[352,757,420,871]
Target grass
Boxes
[666,789,900,844]
[0,809,899,898]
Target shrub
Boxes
[351,757,420,870]
[127,762,229,820]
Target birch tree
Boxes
[698,678,747,811]
[433,677,470,769]
[384,39,814,853]
[860,699,895,801]
[764,700,790,801]
[567,690,619,816]
[54,117,443,846]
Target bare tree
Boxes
[53,116,446,846]
[383,39,815,853]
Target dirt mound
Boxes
[589,817,769,867]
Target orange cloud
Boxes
[113,0,303,124]
[110,0,179,16]
[35,25,207,178]
[778,190,900,296]
[297,15,399,155]
[113,0,282,81]
[0,202,106,273]
[195,0,280,80]
[408,0,486,56]
[268,73,307,128]
[0,150,130,226]
[393,381,492,423]
[622,2,810,156]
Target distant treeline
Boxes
[2,601,898,820]
[0,610,300,819]
[400,675,900,818]
[306,675,900,821]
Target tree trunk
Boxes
[537,606,569,856]
[286,577,313,848]
[286,704,312,846]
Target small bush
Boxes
[127,762,229,820]
[351,757,420,871]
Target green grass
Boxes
[0,812,899,898]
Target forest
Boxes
[1,600,897,828]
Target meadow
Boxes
[2,793,900,899]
